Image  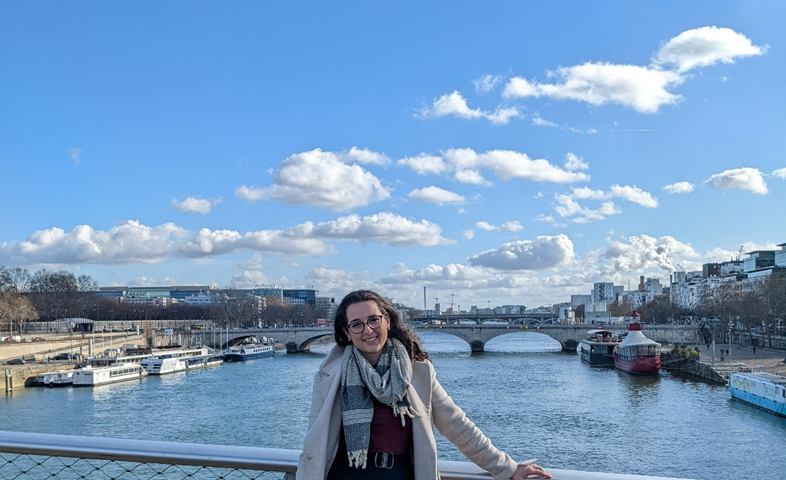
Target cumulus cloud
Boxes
[0,220,334,266]
[564,153,589,171]
[663,182,695,194]
[653,26,767,73]
[772,168,786,179]
[704,167,768,195]
[474,74,504,94]
[418,91,522,125]
[475,221,523,232]
[444,148,591,183]
[228,270,270,289]
[602,234,700,274]
[554,185,657,223]
[306,212,454,247]
[396,154,447,176]
[408,186,466,205]
[504,63,684,113]
[468,234,574,270]
[172,196,223,215]
[235,148,390,211]
[338,147,390,165]
[462,230,475,240]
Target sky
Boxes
[1,2,784,310]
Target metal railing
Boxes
[0,430,697,480]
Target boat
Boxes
[32,370,75,387]
[72,363,148,387]
[613,317,661,375]
[223,337,274,362]
[579,328,623,367]
[729,371,786,418]
[140,346,212,375]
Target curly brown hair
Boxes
[333,290,429,362]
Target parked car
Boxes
[53,353,75,360]
[4,358,25,365]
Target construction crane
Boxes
[736,245,744,261]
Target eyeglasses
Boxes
[345,315,386,335]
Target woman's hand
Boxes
[511,462,552,479]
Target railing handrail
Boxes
[0,430,698,480]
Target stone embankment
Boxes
[2,333,146,393]
[661,344,786,385]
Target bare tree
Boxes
[0,291,39,335]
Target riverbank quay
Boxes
[0,430,703,480]
[660,344,786,385]
[2,334,146,393]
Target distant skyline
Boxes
[1,2,784,309]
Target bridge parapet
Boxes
[190,325,697,354]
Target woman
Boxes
[298,290,551,480]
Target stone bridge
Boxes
[189,324,698,353]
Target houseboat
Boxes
[579,328,623,367]
[140,346,211,375]
[32,370,75,387]
[223,337,275,362]
[729,371,786,418]
[72,363,148,386]
[613,320,661,375]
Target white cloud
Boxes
[554,185,657,223]
[663,182,695,194]
[408,186,465,205]
[704,167,768,195]
[228,270,270,289]
[307,212,454,247]
[504,63,684,113]
[653,26,767,73]
[443,148,590,183]
[0,220,335,266]
[339,147,390,165]
[397,154,447,176]
[234,148,390,211]
[237,253,264,270]
[419,91,522,125]
[453,168,489,185]
[564,152,589,171]
[172,196,223,215]
[772,168,786,179]
[602,234,699,274]
[68,148,82,165]
[462,229,475,240]
[474,74,503,94]
[469,234,575,270]
[475,221,523,232]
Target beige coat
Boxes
[297,345,519,480]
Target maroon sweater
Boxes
[368,399,412,455]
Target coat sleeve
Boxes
[428,363,519,480]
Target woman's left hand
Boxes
[512,462,552,479]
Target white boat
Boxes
[33,370,74,388]
[140,346,211,375]
[72,363,148,387]
[729,371,786,418]
[223,337,274,362]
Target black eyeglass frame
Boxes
[344,314,386,335]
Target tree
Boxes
[0,266,32,293]
[0,291,38,335]
[761,272,786,347]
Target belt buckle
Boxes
[374,452,395,469]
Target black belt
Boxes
[370,451,408,470]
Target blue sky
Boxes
[1,1,784,309]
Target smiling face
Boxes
[344,300,389,365]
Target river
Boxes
[2,332,785,480]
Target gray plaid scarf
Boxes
[339,338,419,469]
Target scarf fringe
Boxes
[392,404,420,426]
[347,449,367,469]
